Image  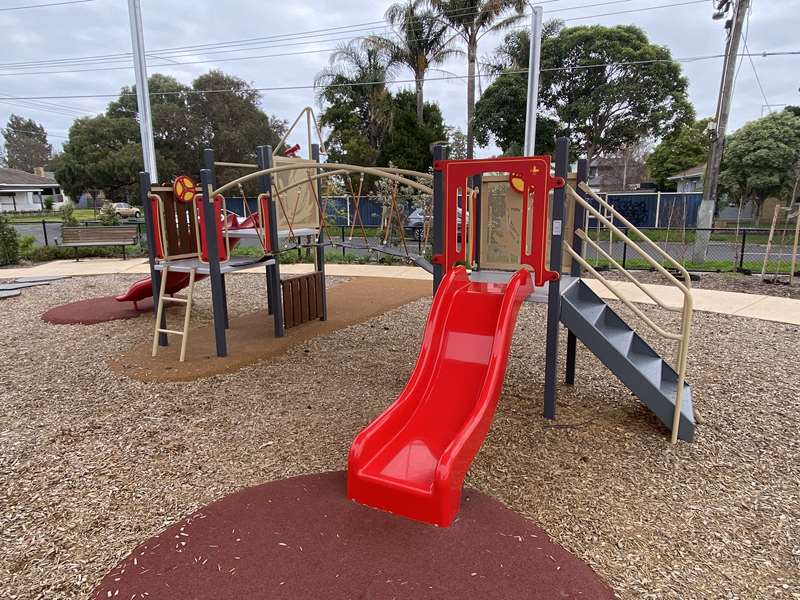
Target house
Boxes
[668,163,706,193]
[0,167,68,213]
[587,155,651,192]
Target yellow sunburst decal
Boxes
[173,175,197,203]
[509,173,525,193]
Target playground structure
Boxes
[126,131,696,527]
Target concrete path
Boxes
[2,258,799,325]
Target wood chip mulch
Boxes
[1,274,798,599]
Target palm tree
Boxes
[372,1,460,125]
[421,0,526,158]
[315,39,396,153]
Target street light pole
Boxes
[693,0,749,262]
[127,0,158,182]
[523,5,543,156]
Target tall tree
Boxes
[646,118,712,190]
[539,25,693,165]
[448,127,467,158]
[719,109,800,220]
[56,71,285,200]
[316,39,396,168]
[379,90,448,172]
[1,114,52,172]
[422,0,526,158]
[372,1,459,124]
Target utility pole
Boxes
[693,0,749,262]
[523,5,543,156]
[127,0,158,182]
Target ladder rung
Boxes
[163,297,188,303]
[157,328,185,336]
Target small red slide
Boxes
[348,266,534,527]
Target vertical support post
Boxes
[738,228,747,272]
[432,143,447,294]
[544,138,569,418]
[523,6,543,156]
[200,168,227,357]
[655,190,661,228]
[139,170,167,346]
[312,144,328,321]
[127,0,158,182]
[42,219,48,246]
[256,145,284,338]
[203,148,229,329]
[565,158,587,385]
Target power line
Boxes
[744,40,771,111]
[0,0,639,72]
[3,50,796,101]
[0,128,67,139]
[0,0,96,11]
[0,0,712,78]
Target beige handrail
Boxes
[566,184,694,444]
[577,182,693,289]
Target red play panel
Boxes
[42,296,157,325]
[91,472,614,600]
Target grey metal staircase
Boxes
[560,278,695,442]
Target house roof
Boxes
[0,167,58,187]
[667,163,706,180]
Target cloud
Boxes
[0,0,796,158]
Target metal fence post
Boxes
[738,229,747,271]
[41,219,48,246]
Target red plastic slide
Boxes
[348,266,534,527]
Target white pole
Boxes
[523,5,543,156]
[128,0,158,182]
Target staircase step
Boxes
[560,279,695,442]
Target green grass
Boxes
[586,257,797,274]
[6,209,98,223]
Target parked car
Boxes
[111,202,141,218]
[407,207,469,241]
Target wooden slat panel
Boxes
[299,277,309,323]
[292,279,302,326]
[307,274,317,320]
[315,271,324,318]
[282,279,294,328]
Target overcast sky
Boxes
[0,0,797,158]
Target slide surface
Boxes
[348,266,534,527]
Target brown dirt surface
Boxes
[110,276,431,382]
[1,273,798,599]
[90,471,614,600]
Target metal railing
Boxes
[566,182,694,444]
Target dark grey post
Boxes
[42,219,48,246]
[543,138,569,419]
[203,149,230,329]
[256,145,284,338]
[312,144,328,321]
[565,158,588,385]
[139,170,167,346]
[432,143,447,293]
[200,168,227,357]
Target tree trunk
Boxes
[415,73,424,125]
[466,39,477,159]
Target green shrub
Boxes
[0,214,19,265]
[43,196,54,211]
[18,235,36,254]
[98,201,120,226]
[61,200,78,226]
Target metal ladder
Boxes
[151,265,197,362]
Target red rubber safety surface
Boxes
[41,296,155,325]
[91,472,614,600]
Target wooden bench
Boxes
[61,225,139,260]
